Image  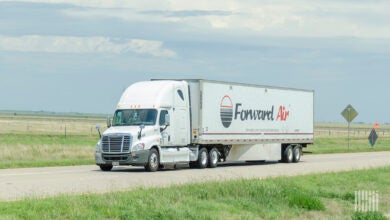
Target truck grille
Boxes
[102,135,132,153]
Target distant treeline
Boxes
[0,110,108,118]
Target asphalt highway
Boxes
[1,151,390,201]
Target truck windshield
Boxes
[112,109,157,126]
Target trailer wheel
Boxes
[283,145,293,163]
[145,148,159,172]
[292,146,302,163]
[195,147,209,169]
[99,165,113,171]
[208,148,219,168]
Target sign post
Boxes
[341,104,358,149]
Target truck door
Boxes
[159,108,190,163]
[159,110,171,146]
[172,86,190,146]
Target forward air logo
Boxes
[219,95,290,128]
[220,95,233,128]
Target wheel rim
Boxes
[150,153,158,168]
[211,150,218,164]
[201,151,207,165]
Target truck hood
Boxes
[103,126,155,137]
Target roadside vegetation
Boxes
[310,136,390,154]
[0,113,104,168]
[0,113,389,169]
[0,133,96,168]
[312,122,390,154]
[1,166,389,219]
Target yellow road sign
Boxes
[341,104,358,123]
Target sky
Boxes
[0,0,389,123]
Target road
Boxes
[1,151,390,201]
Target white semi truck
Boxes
[95,79,314,172]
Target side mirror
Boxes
[165,114,170,126]
[160,114,170,132]
[95,125,102,138]
[106,116,111,128]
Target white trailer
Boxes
[95,79,314,171]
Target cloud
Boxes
[1,0,390,38]
[57,0,390,38]
[129,39,176,57]
[0,35,176,57]
[0,0,135,8]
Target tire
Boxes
[195,147,209,169]
[145,148,159,172]
[208,148,219,168]
[283,145,293,163]
[292,146,302,163]
[99,165,113,171]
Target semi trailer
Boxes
[95,79,314,172]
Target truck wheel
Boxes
[208,148,219,168]
[292,146,302,163]
[196,147,209,169]
[283,145,293,163]
[145,148,159,172]
[99,165,113,171]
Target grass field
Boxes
[0,113,389,169]
[0,113,105,168]
[0,133,96,168]
[311,122,390,154]
[309,137,390,154]
[0,166,389,219]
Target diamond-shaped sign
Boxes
[368,128,378,147]
[341,104,358,123]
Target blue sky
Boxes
[0,0,389,123]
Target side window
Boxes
[177,89,184,101]
[159,110,168,126]
[115,112,122,124]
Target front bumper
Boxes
[95,150,149,166]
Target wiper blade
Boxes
[131,122,145,125]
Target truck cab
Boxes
[95,80,191,171]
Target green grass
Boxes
[0,113,104,168]
[0,133,96,146]
[352,211,388,220]
[0,133,96,169]
[309,136,390,154]
[1,167,389,219]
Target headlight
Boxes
[132,143,145,151]
[95,141,101,153]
